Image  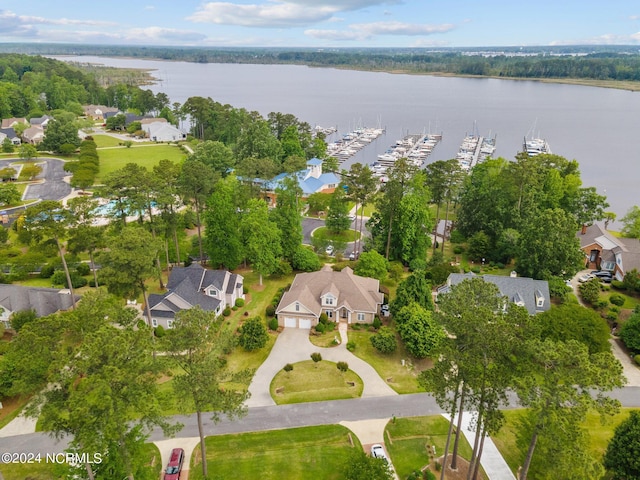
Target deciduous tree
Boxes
[164,306,249,479]
[603,410,640,480]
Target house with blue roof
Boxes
[265,158,341,204]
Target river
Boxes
[55,56,640,218]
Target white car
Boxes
[577,273,594,283]
[380,305,390,317]
[325,245,334,255]
[371,444,388,463]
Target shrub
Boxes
[283,363,293,373]
[635,354,640,366]
[222,306,232,317]
[235,298,245,307]
[346,340,356,352]
[266,305,276,317]
[39,264,55,279]
[372,316,382,329]
[319,312,329,325]
[238,316,268,351]
[370,326,397,354]
[315,322,326,334]
[76,263,91,276]
[268,317,279,331]
[452,245,465,255]
[609,294,625,306]
[243,285,248,294]
[595,299,610,310]
[154,325,166,338]
[606,311,619,321]
[578,278,601,304]
[336,361,349,373]
[620,314,640,352]
[310,352,322,364]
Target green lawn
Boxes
[312,226,361,243]
[492,408,640,477]
[385,415,474,479]
[92,134,126,148]
[190,425,360,480]
[0,443,161,480]
[346,329,428,394]
[96,144,186,181]
[270,359,363,404]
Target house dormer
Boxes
[321,293,336,306]
[305,158,323,180]
[512,291,525,308]
[535,289,545,309]
[206,287,220,298]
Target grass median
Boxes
[270,360,363,404]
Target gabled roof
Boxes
[0,127,18,139]
[29,115,52,126]
[276,266,383,316]
[1,118,27,129]
[265,159,341,196]
[0,285,79,318]
[578,224,640,272]
[150,264,243,319]
[439,273,550,315]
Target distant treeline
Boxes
[3,43,640,83]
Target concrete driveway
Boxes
[246,325,397,408]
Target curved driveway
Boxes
[247,325,397,407]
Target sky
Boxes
[1,1,639,49]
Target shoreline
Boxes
[61,54,640,92]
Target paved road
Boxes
[1,388,639,457]
[22,158,72,201]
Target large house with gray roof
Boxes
[147,263,244,329]
[276,266,384,328]
[578,223,640,280]
[437,272,550,315]
[0,285,79,330]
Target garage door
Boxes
[284,317,297,328]
[299,319,312,329]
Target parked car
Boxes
[164,448,184,480]
[325,244,334,255]
[349,251,358,260]
[380,304,390,317]
[577,273,594,283]
[592,270,613,279]
[371,444,389,463]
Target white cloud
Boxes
[0,9,114,28]
[187,2,336,27]
[306,20,455,41]
[127,27,207,43]
[187,0,402,28]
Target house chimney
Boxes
[581,224,587,235]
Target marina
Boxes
[372,132,442,176]
[456,133,497,171]
[325,127,385,163]
[523,137,552,156]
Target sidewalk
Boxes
[442,412,515,480]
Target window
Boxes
[325,310,333,318]
[357,313,365,321]
[167,319,174,329]
[324,295,334,305]
[151,318,158,327]
[295,302,300,312]
[208,289,217,297]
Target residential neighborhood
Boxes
[0,51,638,480]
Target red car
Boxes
[164,448,184,480]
